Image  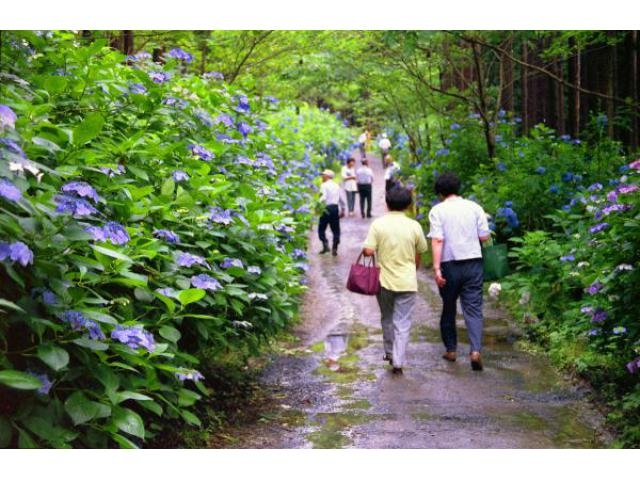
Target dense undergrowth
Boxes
[0,31,354,447]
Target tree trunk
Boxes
[632,31,639,153]
[123,30,134,56]
[521,41,529,135]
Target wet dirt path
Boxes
[220,152,612,449]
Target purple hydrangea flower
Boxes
[588,183,603,192]
[128,52,152,62]
[292,249,307,259]
[626,357,640,374]
[172,170,189,182]
[149,71,171,84]
[86,225,108,242]
[167,48,193,63]
[535,166,546,174]
[247,266,262,275]
[591,308,608,323]
[30,372,53,395]
[203,71,224,80]
[237,121,253,137]
[42,290,58,305]
[0,104,17,129]
[0,241,34,266]
[602,204,631,216]
[618,184,639,195]
[221,258,243,269]
[59,310,105,340]
[99,164,126,177]
[176,252,208,268]
[235,95,250,113]
[629,159,640,170]
[61,181,100,203]
[189,144,214,161]
[194,109,213,127]
[111,325,156,352]
[129,83,147,95]
[102,222,129,245]
[175,369,204,382]
[153,229,180,244]
[0,178,22,201]
[209,207,234,225]
[216,113,235,128]
[586,281,604,295]
[560,255,575,262]
[191,273,222,291]
[589,222,609,234]
[162,97,189,109]
[1,138,25,156]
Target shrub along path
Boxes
[210,152,613,449]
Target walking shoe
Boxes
[470,351,483,371]
[319,241,329,254]
[332,247,338,256]
[383,353,393,365]
[442,351,457,362]
[392,367,403,375]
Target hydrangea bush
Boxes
[0,31,352,447]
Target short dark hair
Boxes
[434,172,461,197]
[347,157,355,164]
[385,186,413,211]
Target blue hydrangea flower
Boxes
[85,225,108,242]
[247,266,262,275]
[561,172,574,182]
[129,83,147,95]
[42,290,58,305]
[0,104,17,129]
[221,258,243,269]
[0,241,34,266]
[194,109,213,127]
[176,252,208,268]
[292,249,307,260]
[172,170,189,182]
[235,95,250,113]
[209,207,234,225]
[175,369,204,382]
[128,52,151,62]
[111,325,155,352]
[535,166,546,174]
[237,121,253,137]
[203,71,224,80]
[0,178,22,201]
[191,273,222,291]
[1,138,25,157]
[264,95,278,103]
[153,229,180,244]
[149,71,172,84]
[162,97,189,109]
[613,326,627,335]
[560,255,575,262]
[435,148,449,157]
[61,181,100,203]
[189,144,214,161]
[549,185,559,194]
[586,281,604,295]
[99,164,126,177]
[167,48,193,63]
[216,113,234,128]
[588,183,603,192]
[30,372,53,395]
[496,206,519,229]
[156,287,178,297]
[591,308,608,323]
[59,310,105,340]
[103,222,129,245]
[602,204,631,216]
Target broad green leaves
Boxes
[0,371,42,390]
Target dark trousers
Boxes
[318,205,340,247]
[357,183,372,217]
[438,258,484,353]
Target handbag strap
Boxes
[356,252,376,267]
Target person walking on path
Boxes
[378,133,391,167]
[318,169,345,256]
[427,172,491,371]
[356,158,374,218]
[358,129,369,160]
[384,155,400,192]
[362,186,428,375]
[341,157,358,217]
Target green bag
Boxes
[482,243,509,281]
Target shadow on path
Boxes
[214,151,612,449]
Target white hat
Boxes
[321,169,335,178]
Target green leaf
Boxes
[0,299,26,313]
[72,337,109,351]
[134,287,155,303]
[37,344,70,371]
[0,370,43,390]
[114,391,154,404]
[177,288,206,305]
[180,410,202,427]
[0,416,12,448]
[178,388,201,407]
[73,112,105,145]
[111,432,140,449]
[159,325,181,343]
[161,179,175,197]
[17,428,39,448]
[112,406,145,439]
[64,391,101,426]
[92,244,133,262]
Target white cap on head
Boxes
[321,169,335,178]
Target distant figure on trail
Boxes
[341,157,358,217]
[358,129,369,160]
[378,133,391,166]
[356,158,374,218]
[362,186,428,375]
[383,155,400,192]
[318,169,345,256]
[427,172,491,371]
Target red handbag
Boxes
[346,253,381,295]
